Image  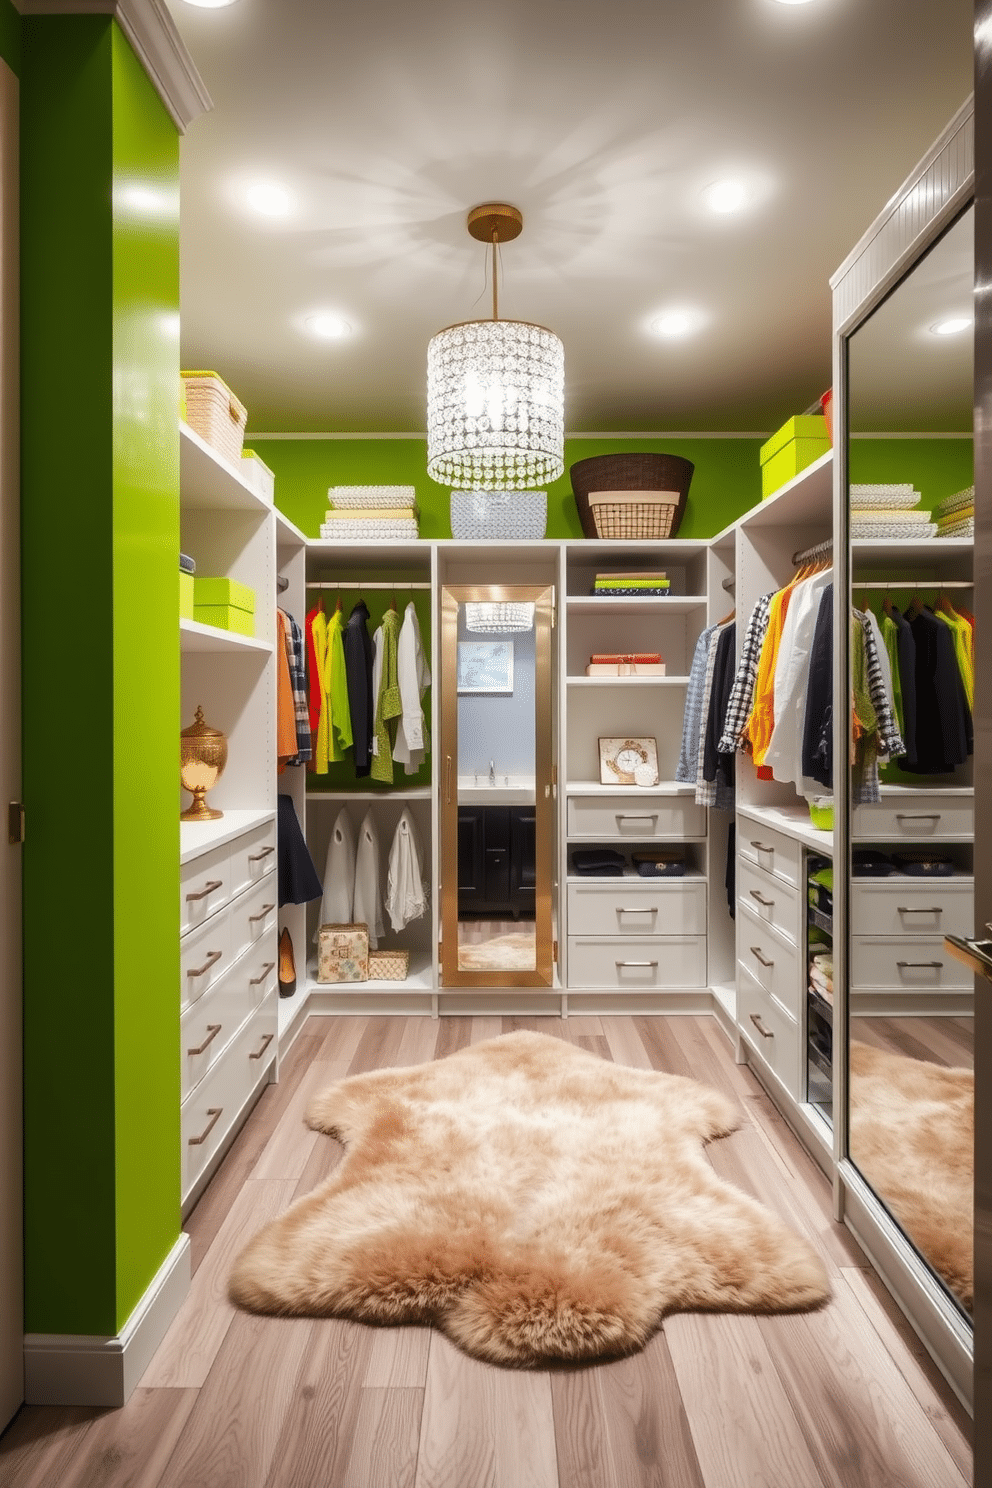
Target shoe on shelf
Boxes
[278,925,296,998]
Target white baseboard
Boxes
[24,1232,190,1407]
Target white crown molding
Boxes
[15,0,212,133]
[24,1234,190,1406]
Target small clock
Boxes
[598,736,659,786]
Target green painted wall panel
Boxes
[250,434,765,541]
[110,22,180,1331]
[0,0,19,76]
[849,436,973,508]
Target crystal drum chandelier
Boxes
[427,204,565,492]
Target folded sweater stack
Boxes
[932,485,974,539]
[849,484,936,540]
[320,485,420,540]
[809,953,833,1003]
[593,570,670,597]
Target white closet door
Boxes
[0,57,21,1429]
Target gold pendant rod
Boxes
[492,229,498,321]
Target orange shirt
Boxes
[744,585,794,767]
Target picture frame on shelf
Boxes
[598,736,658,786]
[457,641,514,695]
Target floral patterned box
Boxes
[316,923,369,983]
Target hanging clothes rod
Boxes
[307,580,432,590]
[853,579,974,590]
[791,537,833,566]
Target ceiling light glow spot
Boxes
[705,179,747,214]
[650,311,696,339]
[181,0,240,9]
[770,0,817,6]
[307,314,352,340]
[931,316,972,336]
[246,182,292,218]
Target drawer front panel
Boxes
[182,995,277,1200]
[181,961,253,1101]
[566,880,706,936]
[737,904,801,1017]
[180,843,230,936]
[737,824,802,889]
[738,965,801,1100]
[228,877,279,964]
[851,935,973,990]
[180,912,231,1010]
[566,796,706,840]
[852,795,973,840]
[229,820,278,901]
[737,858,801,945]
[850,880,973,938]
[566,936,706,988]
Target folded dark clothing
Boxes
[572,862,625,876]
[179,552,196,574]
[852,849,896,876]
[891,851,954,877]
[571,849,626,876]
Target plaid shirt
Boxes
[282,609,312,765]
[696,622,736,809]
[717,593,774,754]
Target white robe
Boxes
[387,807,428,932]
[315,807,356,941]
[353,808,385,948]
[393,602,431,774]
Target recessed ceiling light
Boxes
[704,179,747,215]
[307,314,352,340]
[931,316,972,336]
[770,0,817,6]
[245,182,292,218]
[650,311,697,339]
[181,0,240,9]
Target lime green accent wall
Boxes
[0,0,19,76]
[250,435,765,540]
[21,17,180,1336]
[849,437,973,507]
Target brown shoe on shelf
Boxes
[278,925,296,998]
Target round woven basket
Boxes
[569,453,694,540]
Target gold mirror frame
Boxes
[439,583,556,987]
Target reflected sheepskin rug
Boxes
[850,1039,973,1309]
[229,1031,830,1365]
[457,931,536,970]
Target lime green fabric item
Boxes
[371,607,403,783]
[935,608,974,711]
[327,608,353,763]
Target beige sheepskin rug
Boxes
[850,1039,973,1309]
[229,1031,830,1365]
[457,931,536,970]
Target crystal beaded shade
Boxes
[464,601,535,633]
[427,319,565,491]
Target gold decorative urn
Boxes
[180,705,228,821]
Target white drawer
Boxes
[850,878,973,938]
[566,935,706,988]
[229,819,278,901]
[566,879,706,936]
[180,843,230,936]
[737,823,802,889]
[567,795,706,840]
[851,935,973,991]
[738,964,802,1101]
[181,994,277,1200]
[180,961,252,1101]
[737,857,801,945]
[737,903,802,1017]
[852,793,973,840]
[228,877,279,964]
[180,911,231,1010]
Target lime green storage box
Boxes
[179,571,194,620]
[760,415,830,498]
[193,576,255,614]
[193,603,255,637]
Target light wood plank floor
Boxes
[0,1014,973,1487]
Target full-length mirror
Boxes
[439,584,556,986]
[845,204,974,1317]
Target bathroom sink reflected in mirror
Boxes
[457,777,536,806]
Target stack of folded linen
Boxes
[809,953,833,1004]
[593,570,669,596]
[849,483,936,539]
[320,485,420,540]
[932,485,974,539]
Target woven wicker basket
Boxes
[367,948,410,981]
[182,370,248,467]
[570,453,694,540]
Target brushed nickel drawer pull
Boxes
[186,879,222,903]
[248,846,275,863]
[187,1023,221,1056]
[749,946,774,968]
[897,906,941,915]
[616,959,659,968]
[897,960,943,969]
[188,1107,223,1146]
[250,961,276,986]
[248,903,275,923]
[749,1013,774,1040]
[616,812,659,823]
[187,950,222,978]
[749,840,774,853]
[249,1032,275,1061]
[749,889,775,907]
[618,905,657,914]
[896,812,941,821]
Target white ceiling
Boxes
[167,0,974,435]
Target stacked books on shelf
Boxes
[932,484,974,539]
[320,485,420,540]
[849,484,936,539]
[585,653,665,675]
[592,570,669,596]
